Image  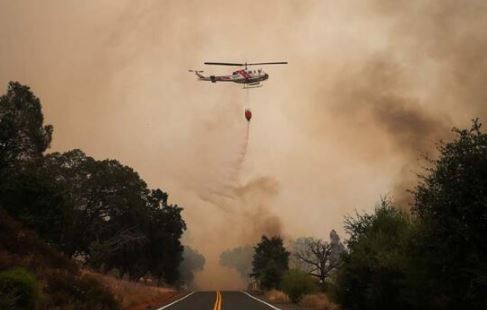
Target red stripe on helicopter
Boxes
[238,70,251,80]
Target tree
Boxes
[42,150,187,284]
[179,246,205,287]
[0,82,187,285]
[0,82,52,173]
[43,150,150,260]
[335,121,487,309]
[0,82,65,245]
[291,230,345,285]
[251,235,289,290]
[145,189,186,284]
[329,230,345,267]
[41,150,98,254]
[219,246,254,282]
[0,167,69,246]
[335,199,417,310]
[412,119,487,309]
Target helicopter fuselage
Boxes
[190,61,286,88]
[194,69,269,85]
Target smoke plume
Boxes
[2,0,487,289]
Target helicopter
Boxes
[189,61,287,88]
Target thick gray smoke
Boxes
[329,57,451,205]
[199,175,283,243]
[303,0,487,205]
[371,0,487,203]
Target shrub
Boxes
[0,210,119,309]
[83,270,176,308]
[0,268,42,309]
[281,269,317,303]
[264,289,289,303]
[300,293,340,310]
[335,200,416,309]
[0,208,77,274]
[44,270,119,310]
[76,275,120,310]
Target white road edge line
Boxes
[156,291,195,310]
[240,290,282,310]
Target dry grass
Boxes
[83,270,178,309]
[264,289,290,304]
[300,293,340,310]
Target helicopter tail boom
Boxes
[188,70,205,79]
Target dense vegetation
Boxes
[334,120,487,309]
[0,208,119,309]
[0,82,188,307]
[3,80,486,308]
[281,269,317,303]
[251,236,290,290]
[335,200,417,309]
[289,230,345,288]
[246,121,486,309]
[248,232,344,303]
[0,268,42,309]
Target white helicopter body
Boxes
[190,61,286,88]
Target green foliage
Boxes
[0,82,52,172]
[252,235,289,290]
[42,150,186,284]
[412,119,487,308]
[0,208,119,309]
[0,208,78,274]
[281,269,317,303]
[0,167,68,246]
[0,268,42,310]
[335,120,487,309]
[0,82,65,246]
[0,82,187,285]
[335,199,417,310]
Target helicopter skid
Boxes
[243,83,262,89]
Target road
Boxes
[159,291,280,310]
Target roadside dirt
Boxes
[125,291,184,310]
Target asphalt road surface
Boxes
[160,291,279,310]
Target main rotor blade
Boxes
[204,62,244,66]
[247,62,288,66]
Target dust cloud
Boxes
[1,0,487,289]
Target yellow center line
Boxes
[213,290,222,310]
[218,291,222,310]
[213,291,218,310]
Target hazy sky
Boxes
[1,0,487,289]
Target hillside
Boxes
[0,209,179,309]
